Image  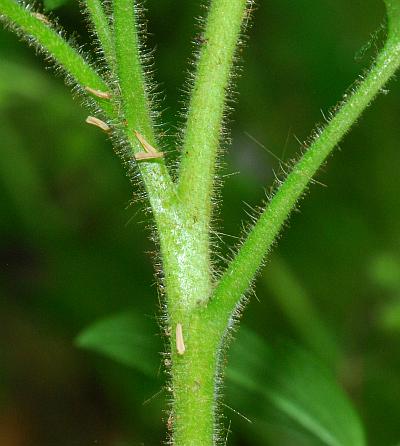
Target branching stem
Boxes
[2,1,400,446]
[85,0,115,68]
[0,0,114,115]
[176,0,248,308]
[207,24,400,333]
[112,0,175,219]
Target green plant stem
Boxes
[167,3,248,444]
[170,313,221,446]
[112,0,175,211]
[0,0,113,115]
[85,0,115,68]
[1,0,176,229]
[112,1,197,323]
[176,0,248,306]
[207,34,400,329]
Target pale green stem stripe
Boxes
[207,36,400,327]
[0,0,113,116]
[85,0,115,68]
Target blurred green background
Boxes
[1,0,400,445]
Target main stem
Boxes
[170,313,222,446]
[168,4,400,445]
[166,2,248,444]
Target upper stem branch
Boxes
[85,0,115,68]
[207,24,400,328]
[176,0,248,301]
[0,0,113,115]
[113,0,175,215]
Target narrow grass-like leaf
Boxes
[263,256,339,366]
[385,0,400,38]
[227,330,366,446]
[75,311,160,377]
[43,0,70,11]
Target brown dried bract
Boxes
[33,12,50,25]
[167,413,174,431]
[134,130,164,161]
[134,151,164,160]
[85,116,111,133]
[175,323,185,355]
[85,86,112,100]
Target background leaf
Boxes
[226,329,366,446]
[76,311,161,377]
[77,314,366,446]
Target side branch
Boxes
[0,0,113,116]
[113,0,175,220]
[177,0,248,226]
[1,0,175,219]
[207,36,400,329]
[85,0,115,68]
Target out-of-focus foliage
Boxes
[227,330,365,446]
[0,0,400,445]
[76,311,161,376]
[77,314,366,446]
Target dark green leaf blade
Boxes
[75,311,160,377]
[227,329,366,446]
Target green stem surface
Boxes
[0,0,113,115]
[4,2,400,446]
[112,0,196,318]
[85,0,115,68]
[176,0,248,307]
[112,0,175,210]
[168,2,249,444]
[170,313,222,446]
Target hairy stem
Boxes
[176,0,248,306]
[0,0,113,115]
[85,0,115,68]
[170,313,222,446]
[112,0,177,220]
[207,34,400,329]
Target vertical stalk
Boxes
[170,312,223,446]
[168,2,249,443]
[176,0,248,307]
[85,0,115,68]
[112,0,176,225]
